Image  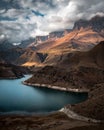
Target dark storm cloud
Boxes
[73,0,104,19]
[32,0,55,7]
[0,0,21,10]
[0,16,17,21]
[0,21,37,42]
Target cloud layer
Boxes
[0,0,104,43]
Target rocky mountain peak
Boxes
[35,36,48,44]
[73,15,104,32]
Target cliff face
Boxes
[35,36,48,44]
[73,15,104,32]
[35,32,59,44]
[49,29,71,39]
[35,29,71,44]
[49,31,64,39]
[35,16,104,54]
[35,15,104,46]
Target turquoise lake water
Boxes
[0,75,88,114]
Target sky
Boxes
[0,0,104,43]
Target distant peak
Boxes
[90,15,104,20]
[73,15,104,31]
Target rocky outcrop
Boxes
[35,36,48,44]
[35,29,71,44]
[48,29,71,39]
[0,63,30,78]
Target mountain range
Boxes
[0,15,104,67]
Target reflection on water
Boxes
[0,75,88,114]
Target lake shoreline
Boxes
[22,81,89,93]
[23,81,104,124]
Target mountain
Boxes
[36,27,104,67]
[48,29,71,39]
[35,36,48,44]
[25,41,104,93]
[0,15,104,67]
[0,47,25,64]
[69,41,104,120]
[18,38,35,48]
[16,48,47,67]
[0,40,15,51]
[35,29,71,44]
[0,38,36,52]
[34,16,104,53]
[1,15,104,123]
[58,41,104,69]
[16,39,104,123]
[73,15,104,32]
[0,44,47,67]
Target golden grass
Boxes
[22,62,44,67]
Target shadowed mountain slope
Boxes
[25,41,104,89]
[0,63,30,78]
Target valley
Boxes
[0,15,104,130]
